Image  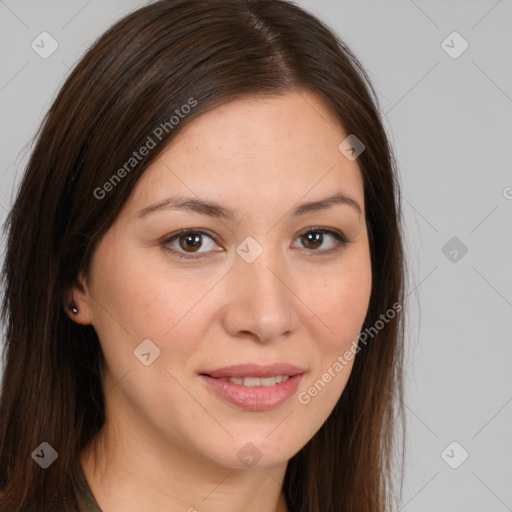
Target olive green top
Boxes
[71,459,102,512]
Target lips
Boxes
[199,363,306,411]
[200,363,306,379]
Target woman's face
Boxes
[74,89,372,469]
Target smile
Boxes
[215,375,290,386]
[199,373,304,411]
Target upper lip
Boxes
[201,363,306,379]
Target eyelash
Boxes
[161,227,351,260]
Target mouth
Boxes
[199,363,305,411]
[203,375,292,386]
[200,362,305,379]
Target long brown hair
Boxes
[0,1,407,510]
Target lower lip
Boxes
[199,374,304,411]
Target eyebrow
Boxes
[135,192,363,220]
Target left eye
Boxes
[162,228,350,260]
[292,229,348,254]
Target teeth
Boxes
[244,376,261,386]
[222,375,290,386]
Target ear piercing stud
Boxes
[69,303,79,315]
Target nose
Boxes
[221,246,298,344]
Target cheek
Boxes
[90,239,209,340]
[293,260,371,436]
[301,255,372,355]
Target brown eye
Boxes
[162,229,219,259]
[292,228,350,256]
[177,233,203,253]
[300,231,324,250]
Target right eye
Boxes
[161,229,221,260]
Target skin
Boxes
[69,88,372,512]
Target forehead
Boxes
[123,90,365,218]
[168,90,346,161]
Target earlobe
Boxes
[64,273,92,325]
[64,300,90,325]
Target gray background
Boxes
[1,1,511,510]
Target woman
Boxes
[0,0,407,510]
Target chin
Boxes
[202,438,295,470]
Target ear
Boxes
[63,273,93,326]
